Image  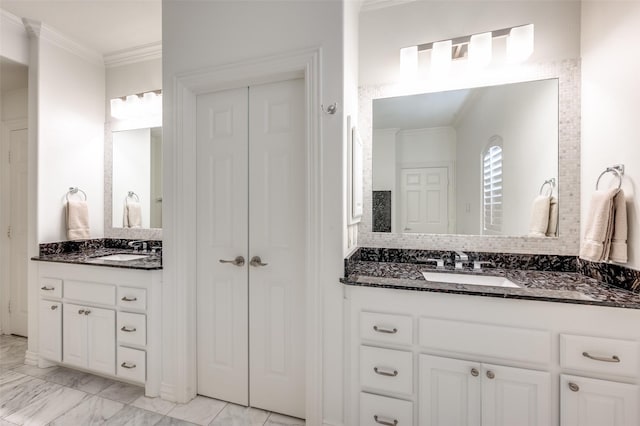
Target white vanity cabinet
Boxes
[34,262,162,396]
[346,285,640,426]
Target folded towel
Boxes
[546,196,558,237]
[609,189,628,263]
[529,195,551,237]
[580,187,619,262]
[124,201,142,228]
[66,200,90,240]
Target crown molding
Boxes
[22,18,103,66]
[104,42,162,68]
[360,0,416,12]
[1,9,25,29]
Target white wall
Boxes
[1,88,27,121]
[359,0,581,85]
[581,2,640,269]
[36,29,105,242]
[163,1,347,423]
[0,11,29,66]
[456,80,558,235]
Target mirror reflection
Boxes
[372,78,558,236]
[112,127,162,229]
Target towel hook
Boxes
[321,102,338,115]
[539,178,556,196]
[596,164,624,190]
[66,187,87,202]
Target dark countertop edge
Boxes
[31,256,163,271]
[339,277,640,310]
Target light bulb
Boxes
[469,32,492,69]
[507,24,534,63]
[431,40,452,74]
[400,46,418,82]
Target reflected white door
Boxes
[9,127,28,337]
[196,87,249,406]
[196,79,305,418]
[400,167,448,234]
[248,79,305,418]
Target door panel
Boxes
[196,87,249,406]
[9,128,28,336]
[63,303,88,368]
[400,167,448,233]
[87,307,116,375]
[249,79,305,418]
[38,300,61,362]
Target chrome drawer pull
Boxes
[120,326,137,333]
[50,305,58,310]
[373,325,398,334]
[486,370,495,379]
[121,362,137,369]
[568,382,580,392]
[121,296,138,302]
[78,309,85,315]
[84,310,91,315]
[374,415,398,426]
[470,368,479,377]
[374,367,398,377]
[41,286,55,291]
[582,351,621,363]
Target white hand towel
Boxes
[126,201,142,228]
[580,187,619,262]
[609,189,628,263]
[125,201,142,228]
[528,195,551,237]
[66,200,90,240]
[545,196,558,237]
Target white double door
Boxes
[196,79,305,419]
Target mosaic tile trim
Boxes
[358,58,581,255]
[578,259,640,293]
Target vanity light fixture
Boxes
[110,90,162,120]
[398,24,534,80]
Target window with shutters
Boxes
[483,137,503,233]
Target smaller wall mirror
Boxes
[111,127,162,229]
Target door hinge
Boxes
[6,226,11,239]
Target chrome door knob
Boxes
[249,256,268,267]
[219,256,245,267]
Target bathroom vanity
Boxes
[32,240,162,396]
[343,249,640,426]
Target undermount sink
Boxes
[422,271,520,288]
[92,254,149,262]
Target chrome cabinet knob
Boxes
[568,382,579,392]
[249,256,268,267]
[486,370,495,379]
[50,305,58,310]
[470,368,479,377]
[219,256,245,267]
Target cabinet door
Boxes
[63,303,88,368]
[86,306,116,375]
[419,354,481,426]
[561,374,639,426]
[482,363,551,426]
[39,300,62,362]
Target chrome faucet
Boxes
[128,240,148,252]
[454,251,468,269]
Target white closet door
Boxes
[248,78,306,418]
[196,87,249,405]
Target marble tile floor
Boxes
[0,335,305,426]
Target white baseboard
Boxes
[24,350,39,366]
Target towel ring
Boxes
[126,191,140,204]
[596,167,623,190]
[539,178,556,196]
[66,187,87,202]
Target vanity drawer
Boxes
[560,334,639,377]
[117,312,146,346]
[360,392,413,426]
[117,346,146,383]
[419,317,551,364]
[360,346,413,395]
[118,287,147,310]
[360,311,412,346]
[40,278,62,298]
[64,280,115,306]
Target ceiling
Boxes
[0,57,28,91]
[0,0,161,55]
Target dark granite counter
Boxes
[342,249,640,310]
[31,239,162,270]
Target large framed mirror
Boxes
[358,60,581,255]
[372,78,558,237]
[105,123,162,239]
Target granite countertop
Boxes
[32,248,162,270]
[342,261,640,309]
